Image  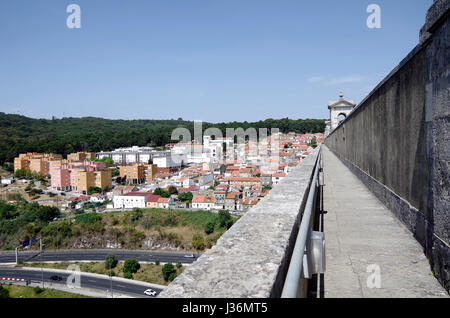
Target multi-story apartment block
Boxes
[50,166,71,191]
[120,164,145,184]
[50,160,111,193]
[14,153,63,177]
[94,169,112,190]
[144,164,158,183]
[67,152,96,162]
[72,170,95,192]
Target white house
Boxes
[192,195,214,210]
[113,192,151,209]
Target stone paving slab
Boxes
[323,146,448,298]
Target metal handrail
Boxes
[281,149,322,298]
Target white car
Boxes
[184,254,195,258]
[144,289,156,296]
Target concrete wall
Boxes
[325,0,449,291]
[159,148,320,297]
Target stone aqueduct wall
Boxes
[325,0,449,291]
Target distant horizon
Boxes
[0,111,327,124]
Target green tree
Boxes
[168,186,178,195]
[178,192,193,203]
[153,187,171,198]
[105,254,118,270]
[36,206,60,223]
[218,210,233,229]
[162,263,176,281]
[204,221,215,235]
[111,168,120,177]
[87,186,102,195]
[123,258,140,274]
[168,272,177,282]
[0,285,9,298]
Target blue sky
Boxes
[0,0,432,122]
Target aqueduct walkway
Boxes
[323,146,447,298]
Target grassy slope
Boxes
[20,262,184,286]
[1,284,89,298]
[0,208,237,251]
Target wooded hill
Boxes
[0,112,325,165]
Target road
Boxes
[0,249,199,265]
[0,267,163,298]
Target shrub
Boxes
[168,186,178,195]
[35,205,60,223]
[168,272,177,282]
[154,259,160,265]
[205,237,214,249]
[0,285,9,298]
[123,271,133,279]
[192,234,205,250]
[33,286,44,294]
[87,186,102,196]
[178,192,193,202]
[123,258,140,274]
[204,221,215,234]
[162,263,176,281]
[176,262,182,269]
[75,212,101,225]
[130,209,143,224]
[105,254,118,270]
[218,210,232,228]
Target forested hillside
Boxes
[0,112,325,165]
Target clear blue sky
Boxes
[0,0,432,122]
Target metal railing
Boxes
[281,148,325,298]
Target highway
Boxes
[0,267,163,298]
[0,249,199,265]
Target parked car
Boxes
[144,289,156,296]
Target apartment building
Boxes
[120,164,145,184]
[94,169,112,190]
[144,164,158,183]
[67,152,96,162]
[51,160,111,193]
[50,166,71,191]
[72,170,95,192]
[14,153,63,177]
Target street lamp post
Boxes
[109,262,113,298]
[53,217,59,250]
[39,238,44,288]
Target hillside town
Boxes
[3,132,323,214]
